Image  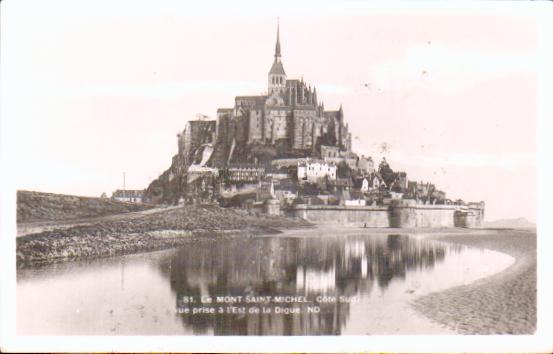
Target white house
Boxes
[390,191,404,200]
[369,174,385,190]
[112,189,145,203]
[345,199,366,206]
[361,178,369,192]
[297,160,336,182]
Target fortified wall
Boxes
[453,203,485,228]
[293,202,484,228]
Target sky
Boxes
[1,0,542,222]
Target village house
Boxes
[187,165,219,184]
[297,159,336,182]
[266,171,289,180]
[407,181,418,195]
[345,198,366,206]
[332,177,353,190]
[320,145,340,159]
[368,174,385,191]
[416,181,435,198]
[357,155,375,174]
[395,172,408,191]
[275,189,297,204]
[186,174,218,203]
[390,191,404,200]
[111,189,145,203]
[273,179,298,204]
[433,190,447,202]
[222,164,266,184]
[352,176,369,192]
[338,189,364,206]
[256,180,275,202]
[321,145,358,169]
[361,178,369,192]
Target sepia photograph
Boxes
[1,0,552,352]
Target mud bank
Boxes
[412,229,536,334]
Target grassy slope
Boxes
[17,190,154,223]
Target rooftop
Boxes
[269,60,286,76]
[112,189,145,198]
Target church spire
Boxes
[268,18,286,94]
[275,17,281,59]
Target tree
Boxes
[336,161,352,179]
[378,158,396,187]
[219,168,231,186]
[249,144,277,163]
[286,165,298,181]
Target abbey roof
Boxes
[269,60,286,76]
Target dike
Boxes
[16,204,312,267]
[17,190,154,223]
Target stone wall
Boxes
[454,206,485,228]
[389,205,455,228]
[292,109,316,149]
[293,204,483,228]
[264,199,281,216]
[293,205,389,227]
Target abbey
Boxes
[214,22,351,156]
[145,21,484,228]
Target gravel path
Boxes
[411,229,536,334]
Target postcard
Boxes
[1,0,552,352]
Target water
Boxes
[17,230,514,335]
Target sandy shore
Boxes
[411,228,536,334]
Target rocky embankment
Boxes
[17,205,312,267]
[17,190,154,223]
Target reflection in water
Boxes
[159,234,451,335]
[19,232,504,336]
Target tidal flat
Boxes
[412,229,536,334]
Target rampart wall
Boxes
[454,206,485,228]
[294,205,389,227]
[293,204,484,228]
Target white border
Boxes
[1,1,553,352]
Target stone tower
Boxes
[268,19,286,95]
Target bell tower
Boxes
[268,18,286,95]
